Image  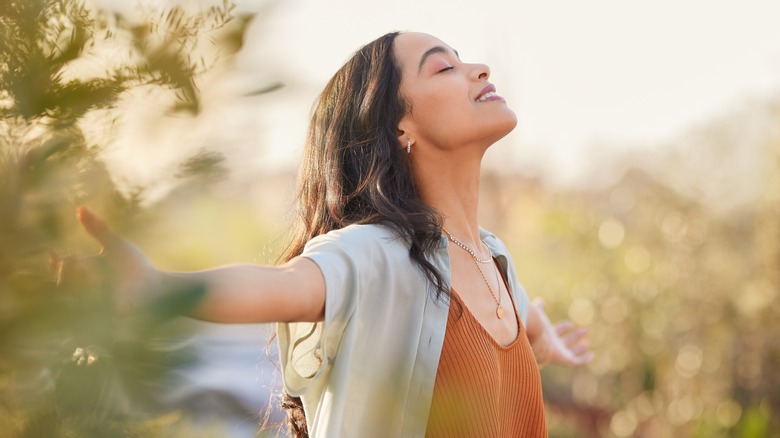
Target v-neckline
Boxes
[449,284,522,349]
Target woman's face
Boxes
[394,32,517,152]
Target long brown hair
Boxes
[277,31,448,437]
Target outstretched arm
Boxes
[77,207,326,323]
[525,297,593,368]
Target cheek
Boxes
[411,90,472,133]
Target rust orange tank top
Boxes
[425,267,547,437]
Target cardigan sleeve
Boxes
[277,227,366,395]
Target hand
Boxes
[531,298,593,368]
[76,207,159,313]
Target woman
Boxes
[78,31,592,437]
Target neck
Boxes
[411,147,484,245]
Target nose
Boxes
[471,63,490,81]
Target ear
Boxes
[396,128,406,146]
[396,117,415,149]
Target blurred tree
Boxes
[0,0,261,436]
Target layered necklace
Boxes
[443,228,505,319]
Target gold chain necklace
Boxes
[442,229,492,263]
[443,229,504,319]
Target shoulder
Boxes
[479,228,510,257]
[303,223,409,256]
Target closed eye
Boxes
[438,66,454,73]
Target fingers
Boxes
[561,325,589,344]
[531,297,595,367]
[572,348,595,365]
[570,342,591,356]
[76,206,116,252]
[548,320,593,367]
[555,320,575,334]
[559,323,590,349]
[565,328,593,365]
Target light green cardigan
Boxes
[277,224,531,437]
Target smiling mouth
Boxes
[476,91,498,102]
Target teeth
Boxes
[477,91,497,102]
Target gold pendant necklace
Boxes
[474,258,503,319]
[443,228,503,319]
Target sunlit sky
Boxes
[99,0,780,191]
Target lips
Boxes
[474,84,500,102]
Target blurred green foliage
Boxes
[0,0,255,436]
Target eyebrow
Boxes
[417,45,460,74]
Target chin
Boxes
[504,109,518,132]
[490,109,518,141]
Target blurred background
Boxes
[1,0,778,437]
